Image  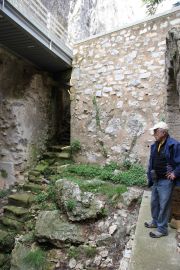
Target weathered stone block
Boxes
[55,179,105,221]
[35,210,86,247]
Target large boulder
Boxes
[55,179,105,221]
[10,243,32,270]
[10,242,54,270]
[35,210,86,247]
[121,187,143,207]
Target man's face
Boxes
[153,128,166,142]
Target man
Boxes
[145,121,180,238]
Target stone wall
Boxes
[71,8,180,165]
[0,48,56,188]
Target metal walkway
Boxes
[0,0,72,72]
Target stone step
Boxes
[60,145,71,152]
[45,166,57,175]
[56,164,71,173]
[49,145,70,152]
[34,162,49,173]
[0,229,15,252]
[22,183,44,193]
[0,216,23,231]
[28,174,42,184]
[54,159,73,166]
[44,151,70,159]
[28,170,41,177]
[3,206,29,221]
[43,152,56,159]
[57,151,71,159]
[8,193,34,208]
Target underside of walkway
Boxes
[0,0,72,72]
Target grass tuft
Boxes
[65,199,76,211]
[23,249,46,268]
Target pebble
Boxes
[69,258,77,269]
[94,255,102,266]
[109,224,117,235]
[124,249,131,259]
[99,250,108,258]
[75,262,83,269]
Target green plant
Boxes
[65,164,102,178]
[35,192,48,203]
[142,0,164,14]
[65,163,115,181]
[70,140,81,155]
[92,96,101,128]
[68,246,79,259]
[98,140,108,158]
[43,167,55,178]
[34,161,48,173]
[66,199,76,211]
[98,184,127,198]
[23,249,46,268]
[0,169,8,178]
[104,161,120,171]
[49,174,62,182]
[0,189,9,198]
[92,96,110,158]
[35,184,55,202]
[47,185,56,199]
[112,164,146,186]
[83,246,97,258]
[122,160,132,170]
[45,202,57,210]
[99,207,108,217]
[34,184,56,210]
[25,220,36,231]
[64,162,146,187]
[102,146,108,158]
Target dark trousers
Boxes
[151,179,174,234]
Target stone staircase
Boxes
[0,190,35,269]
[0,144,71,269]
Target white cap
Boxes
[149,121,169,131]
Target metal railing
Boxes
[6,0,71,49]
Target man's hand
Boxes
[166,171,176,180]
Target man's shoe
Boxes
[149,231,168,238]
[144,221,157,228]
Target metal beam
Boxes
[0,0,72,72]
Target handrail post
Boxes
[47,11,51,38]
[47,12,51,28]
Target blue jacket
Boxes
[147,137,180,187]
